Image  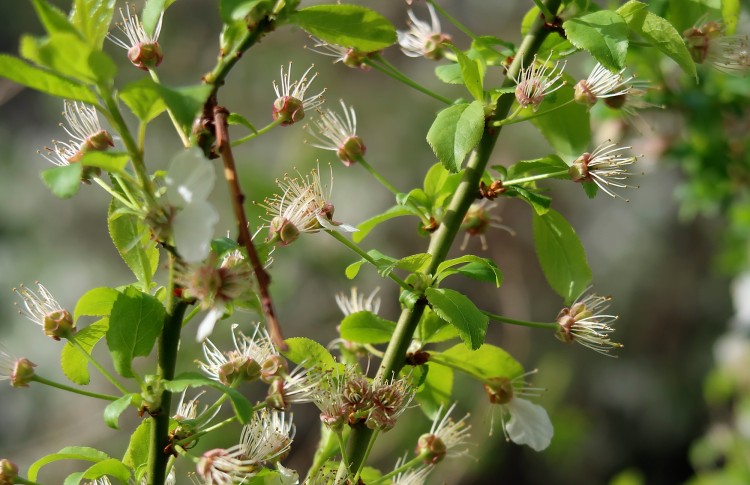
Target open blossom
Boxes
[272,63,325,125]
[308,37,373,70]
[397,3,452,60]
[568,141,638,200]
[684,21,750,74]
[14,283,74,340]
[266,364,322,410]
[306,100,365,166]
[556,291,623,356]
[415,403,471,463]
[460,200,516,251]
[108,4,164,70]
[0,344,36,388]
[484,372,553,452]
[165,148,219,264]
[260,165,357,246]
[240,409,295,463]
[512,53,566,110]
[198,324,277,385]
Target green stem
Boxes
[428,0,478,40]
[503,169,569,186]
[149,70,191,147]
[366,56,452,105]
[31,375,120,401]
[493,99,575,126]
[92,177,139,211]
[231,118,284,146]
[346,0,562,472]
[14,478,43,485]
[371,455,425,485]
[181,304,201,327]
[68,335,130,394]
[354,155,401,196]
[326,231,412,291]
[352,430,379,483]
[305,425,338,483]
[531,0,555,20]
[336,431,350,475]
[483,311,559,330]
[173,416,236,447]
[148,301,188,485]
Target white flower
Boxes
[196,447,259,485]
[335,287,381,316]
[556,291,623,356]
[198,323,277,385]
[272,63,325,125]
[307,100,365,166]
[574,63,634,106]
[511,53,566,110]
[240,409,295,463]
[165,148,219,263]
[108,4,164,70]
[569,141,639,200]
[416,403,471,463]
[485,372,553,451]
[397,3,451,60]
[260,165,357,246]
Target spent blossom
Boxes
[415,403,471,463]
[240,409,295,463]
[574,63,635,107]
[397,3,452,60]
[568,141,639,200]
[108,4,164,70]
[556,291,623,356]
[198,324,277,385]
[308,37,373,70]
[307,100,365,166]
[13,283,74,340]
[196,447,260,485]
[0,344,36,388]
[272,63,325,125]
[684,21,750,74]
[484,371,553,452]
[260,165,357,246]
[266,364,322,410]
[366,376,415,431]
[512,53,566,110]
[460,200,516,251]
[164,148,219,264]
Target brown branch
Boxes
[213,106,287,351]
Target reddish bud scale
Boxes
[128,42,163,71]
[569,152,592,183]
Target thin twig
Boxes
[213,106,287,351]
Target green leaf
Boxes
[425,288,488,350]
[28,447,110,481]
[122,419,150,474]
[451,47,484,101]
[423,162,462,206]
[426,101,485,173]
[120,78,167,123]
[416,362,453,419]
[70,0,117,48]
[78,151,130,173]
[581,180,598,198]
[219,0,269,23]
[416,308,459,343]
[165,372,254,424]
[339,311,396,344]
[435,255,503,287]
[353,205,414,243]
[22,33,116,85]
[0,54,96,102]
[505,155,569,180]
[505,185,551,215]
[434,63,462,84]
[227,112,258,132]
[283,337,338,370]
[41,164,83,198]
[31,0,79,38]
[143,0,176,37]
[153,84,212,133]
[439,343,524,380]
[106,287,166,377]
[618,0,697,79]
[63,473,85,485]
[103,394,137,429]
[345,259,366,280]
[563,10,629,71]
[108,199,160,287]
[396,253,431,272]
[61,318,108,385]
[472,36,513,66]
[80,458,132,483]
[529,82,590,164]
[532,209,592,304]
[289,5,397,52]
[74,287,120,322]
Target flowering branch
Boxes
[214,106,287,350]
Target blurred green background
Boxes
[0,1,749,484]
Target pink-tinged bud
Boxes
[336,135,366,166]
[483,376,514,405]
[11,358,36,388]
[272,96,306,126]
[269,216,301,246]
[416,432,447,464]
[43,309,75,340]
[512,54,566,111]
[128,42,163,70]
[261,355,289,383]
[0,459,18,485]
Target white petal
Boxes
[265,464,299,485]
[316,214,358,233]
[505,398,554,451]
[173,201,219,263]
[196,305,225,342]
[165,147,216,207]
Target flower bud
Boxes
[43,309,75,340]
[483,376,513,405]
[272,96,306,126]
[128,42,164,70]
[336,135,366,167]
[0,459,18,485]
[341,48,372,69]
[416,432,447,464]
[11,358,36,388]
